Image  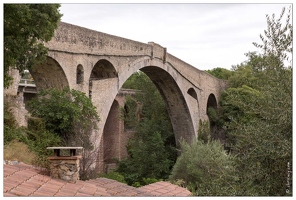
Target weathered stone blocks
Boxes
[48,156,81,182]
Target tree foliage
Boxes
[206,67,234,80]
[25,117,62,168]
[4,98,61,168]
[27,87,100,150]
[169,139,238,196]
[207,6,292,196]
[4,4,62,88]
[253,6,292,66]
[3,101,28,145]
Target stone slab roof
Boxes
[3,163,191,197]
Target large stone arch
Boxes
[91,57,198,172]
[94,57,196,172]
[117,57,196,146]
[139,66,195,145]
[30,56,69,91]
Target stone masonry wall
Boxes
[46,22,152,57]
[48,157,81,182]
[4,68,29,127]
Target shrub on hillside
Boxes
[169,140,238,196]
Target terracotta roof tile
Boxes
[3,163,191,197]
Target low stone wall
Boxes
[48,156,81,182]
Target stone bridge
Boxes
[29,22,227,172]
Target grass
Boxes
[4,140,37,165]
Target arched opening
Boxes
[187,88,197,100]
[206,93,218,125]
[90,59,117,80]
[206,93,226,143]
[76,64,84,84]
[207,93,218,113]
[98,63,195,184]
[89,59,117,99]
[206,93,227,147]
[30,56,69,91]
[101,89,139,173]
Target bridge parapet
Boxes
[148,42,167,62]
[166,53,228,91]
[46,22,152,57]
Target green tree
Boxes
[4,4,62,88]
[25,117,61,168]
[219,6,292,196]
[27,87,100,150]
[202,6,292,196]
[253,7,292,66]
[206,67,233,80]
[169,139,238,196]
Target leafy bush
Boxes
[3,102,28,145]
[99,171,127,184]
[169,140,238,196]
[27,87,99,150]
[25,117,61,168]
[142,177,161,185]
[4,125,28,146]
[197,120,211,143]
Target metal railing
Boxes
[19,79,36,87]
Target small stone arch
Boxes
[187,88,197,100]
[76,64,84,84]
[206,93,218,134]
[90,59,117,81]
[89,59,117,99]
[207,93,218,114]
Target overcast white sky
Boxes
[60,3,290,70]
